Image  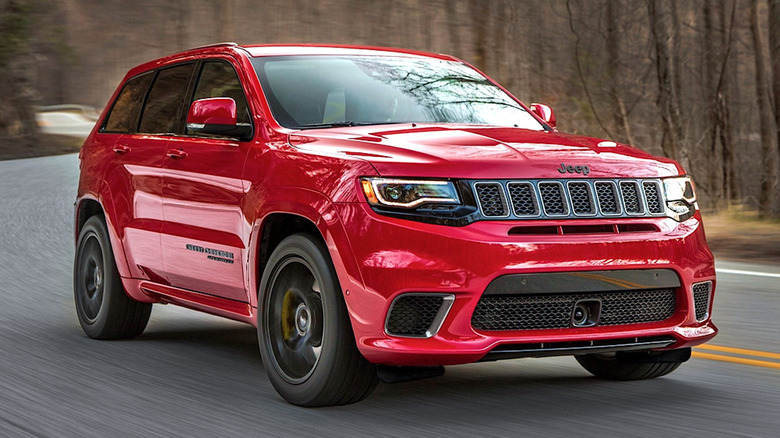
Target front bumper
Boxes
[334,203,717,366]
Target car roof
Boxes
[123,43,463,83]
[240,43,461,61]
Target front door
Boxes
[160,60,254,302]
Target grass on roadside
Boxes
[703,207,780,264]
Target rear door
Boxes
[98,70,169,282]
[160,59,253,302]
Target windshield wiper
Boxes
[296,121,400,129]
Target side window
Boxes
[103,72,153,133]
[192,61,251,125]
[139,63,195,134]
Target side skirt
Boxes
[124,278,256,326]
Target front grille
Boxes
[475,183,508,216]
[507,182,538,216]
[472,289,676,331]
[539,182,567,215]
[643,182,664,214]
[568,182,595,215]
[385,294,453,338]
[473,179,666,220]
[595,182,620,214]
[620,181,643,214]
[692,282,712,321]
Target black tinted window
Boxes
[103,72,153,133]
[139,63,195,134]
[193,61,251,124]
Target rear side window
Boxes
[139,63,196,134]
[103,72,153,133]
[192,61,251,125]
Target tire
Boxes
[74,215,151,339]
[257,233,378,406]
[575,348,690,381]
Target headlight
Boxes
[361,178,460,208]
[663,176,697,221]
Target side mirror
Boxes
[186,97,252,140]
[530,103,557,129]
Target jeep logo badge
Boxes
[558,163,590,175]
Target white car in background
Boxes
[36,105,98,138]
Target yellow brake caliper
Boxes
[281,290,295,340]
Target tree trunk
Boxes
[606,0,634,145]
[769,0,780,195]
[0,0,39,150]
[721,1,739,202]
[647,0,688,169]
[750,0,779,217]
[703,0,736,207]
[469,0,488,72]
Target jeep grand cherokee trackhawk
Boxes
[74,43,717,406]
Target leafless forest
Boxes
[2,0,779,216]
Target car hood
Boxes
[287,124,682,179]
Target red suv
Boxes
[74,43,716,406]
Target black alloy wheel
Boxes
[258,233,378,406]
[266,259,324,383]
[74,215,151,339]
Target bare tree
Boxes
[648,0,688,169]
[702,0,737,206]
[720,1,740,202]
[769,0,780,163]
[0,0,39,149]
[605,0,634,145]
[750,0,779,217]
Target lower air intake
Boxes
[472,289,676,331]
[385,294,454,338]
[692,281,712,321]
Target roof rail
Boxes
[189,42,239,50]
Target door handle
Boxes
[112,144,131,154]
[166,148,188,159]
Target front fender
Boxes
[248,187,367,317]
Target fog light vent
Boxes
[692,281,712,321]
[385,294,454,338]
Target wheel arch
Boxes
[74,189,132,279]
[255,212,322,291]
[74,196,103,244]
[249,194,366,317]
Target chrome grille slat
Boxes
[472,178,666,220]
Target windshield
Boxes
[251,55,545,131]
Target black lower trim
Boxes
[484,269,680,296]
[479,336,676,361]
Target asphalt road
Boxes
[1,153,778,438]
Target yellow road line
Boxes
[696,344,780,361]
[691,351,780,370]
